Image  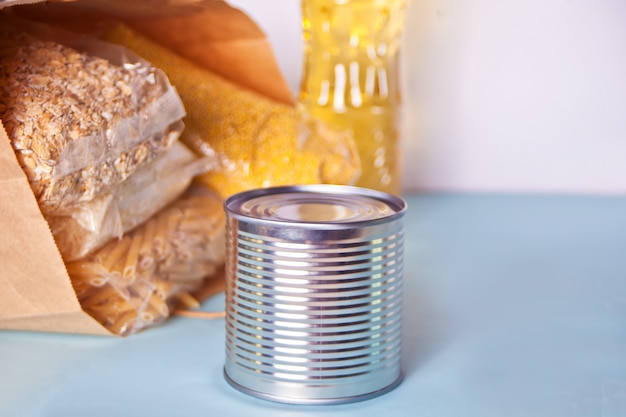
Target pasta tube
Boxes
[66,186,226,336]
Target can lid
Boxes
[225,185,406,225]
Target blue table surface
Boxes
[1,193,625,417]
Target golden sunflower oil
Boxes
[299,0,408,194]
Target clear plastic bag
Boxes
[47,142,216,262]
[0,19,186,211]
[65,185,226,336]
[103,24,361,199]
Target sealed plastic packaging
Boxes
[65,185,226,336]
[47,142,216,262]
[103,24,361,199]
[0,19,186,211]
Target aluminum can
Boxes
[223,184,407,404]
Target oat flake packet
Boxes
[0,17,186,212]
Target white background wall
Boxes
[229,0,626,194]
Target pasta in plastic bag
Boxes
[0,19,186,211]
[65,185,226,336]
[47,142,216,262]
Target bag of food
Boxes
[65,185,226,336]
[103,24,362,199]
[0,19,186,211]
[0,0,358,337]
[47,142,216,261]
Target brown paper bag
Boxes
[0,0,294,335]
[0,121,112,335]
[8,0,295,104]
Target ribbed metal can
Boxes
[223,184,407,404]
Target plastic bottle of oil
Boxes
[299,0,408,195]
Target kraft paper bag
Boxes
[0,121,112,335]
[9,0,294,104]
[0,0,294,335]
